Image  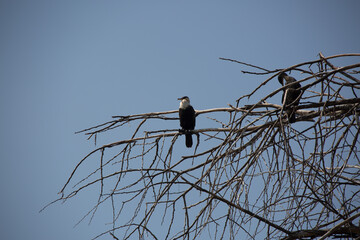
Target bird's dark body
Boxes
[278,73,302,123]
[179,106,195,148]
[179,106,196,130]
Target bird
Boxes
[278,72,302,123]
[178,96,196,148]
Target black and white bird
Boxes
[178,96,196,148]
[278,72,302,123]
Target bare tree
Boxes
[46,53,360,239]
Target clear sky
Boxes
[1,1,359,239]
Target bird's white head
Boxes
[178,96,190,109]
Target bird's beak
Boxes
[177,97,182,101]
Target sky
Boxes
[0,1,360,239]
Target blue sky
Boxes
[1,1,359,239]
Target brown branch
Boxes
[48,53,360,240]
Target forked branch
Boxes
[49,53,360,240]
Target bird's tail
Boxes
[287,109,296,123]
[185,133,193,148]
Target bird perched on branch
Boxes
[178,96,196,148]
[278,72,302,123]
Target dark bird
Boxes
[278,72,302,123]
[178,96,196,148]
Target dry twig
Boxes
[47,53,360,240]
